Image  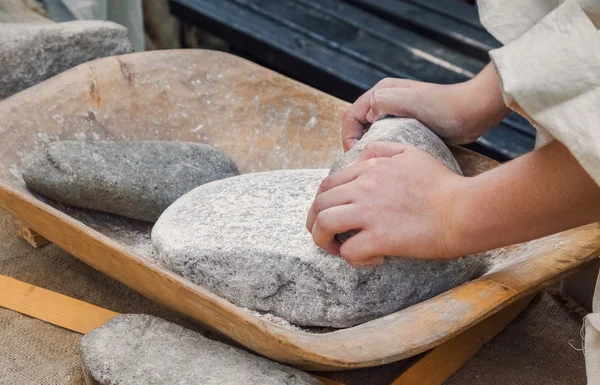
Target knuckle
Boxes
[377,77,395,87]
[314,213,330,231]
[358,177,377,193]
[312,195,325,213]
[319,175,333,192]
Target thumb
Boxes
[368,88,417,123]
[357,141,411,162]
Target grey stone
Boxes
[23,141,239,222]
[331,117,463,242]
[0,20,133,100]
[330,117,462,174]
[80,314,320,385]
[151,169,485,328]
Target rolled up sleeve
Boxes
[489,0,600,184]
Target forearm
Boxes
[450,141,600,256]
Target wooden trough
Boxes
[0,50,598,371]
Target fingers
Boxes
[306,184,355,232]
[367,88,419,123]
[342,78,414,151]
[357,142,412,162]
[340,230,386,267]
[310,204,363,256]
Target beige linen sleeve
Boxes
[487,0,600,184]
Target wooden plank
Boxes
[391,295,533,385]
[0,274,119,334]
[17,225,50,248]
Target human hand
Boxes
[341,64,510,151]
[306,141,467,266]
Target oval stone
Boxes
[151,169,485,327]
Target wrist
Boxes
[439,174,475,259]
[460,64,511,138]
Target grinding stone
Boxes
[151,169,485,327]
[23,141,239,222]
[330,117,462,174]
[330,117,462,242]
[0,21,133,100]
[80,314,320,385]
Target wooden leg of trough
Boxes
[391,294,534,385]
[16,225,50,248]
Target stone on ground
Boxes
[151,169,485,327]
[23,141,239,222]
[80,314,320,385]
[0,20,132,100]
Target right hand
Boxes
[341,64,511,151]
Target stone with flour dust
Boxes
[23,140,239,222]
[80,314,320,385]
[0,21,133,100]
[330,116,462,174]
[151,167,485,327]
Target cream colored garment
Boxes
[478,1,600,383]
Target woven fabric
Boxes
[446,292,586,385]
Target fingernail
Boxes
[366,109,374,123]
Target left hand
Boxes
[306,142,467,266]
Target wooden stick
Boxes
[0,274,118,334]
[391,295,534,385]
[16,225,50,248]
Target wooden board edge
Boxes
[0,274,119,334]
[391,295,534,385]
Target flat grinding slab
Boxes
[80,314,321,385]
[152,117,483,328]
[151,168,485,328]
[23,141,239,222]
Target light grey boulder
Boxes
[151,169,485,328]
[0,20,133,100]
[80,314,320,385]
[331,117,462,242]
[23,141,239,222]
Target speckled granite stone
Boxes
[80,314,320,385]
[23,141,239,222]
[330,117,462,174]
[0,21,133,100]
[151,169,485,327]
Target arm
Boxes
[341,63,510,150]
[306,140,600,265]
[450,140,600,256]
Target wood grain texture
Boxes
[0,274,119,334]
[0,50,598,370]
[391,295,533,385]
[17,225,50,248]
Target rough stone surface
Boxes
[0,20,133,100]
[23,141,239,222]
[330,117,462,175]
[80,314,320,385]
[151,169,485,328]
[330,117,463,243]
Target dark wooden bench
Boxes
[171,0,536,160]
